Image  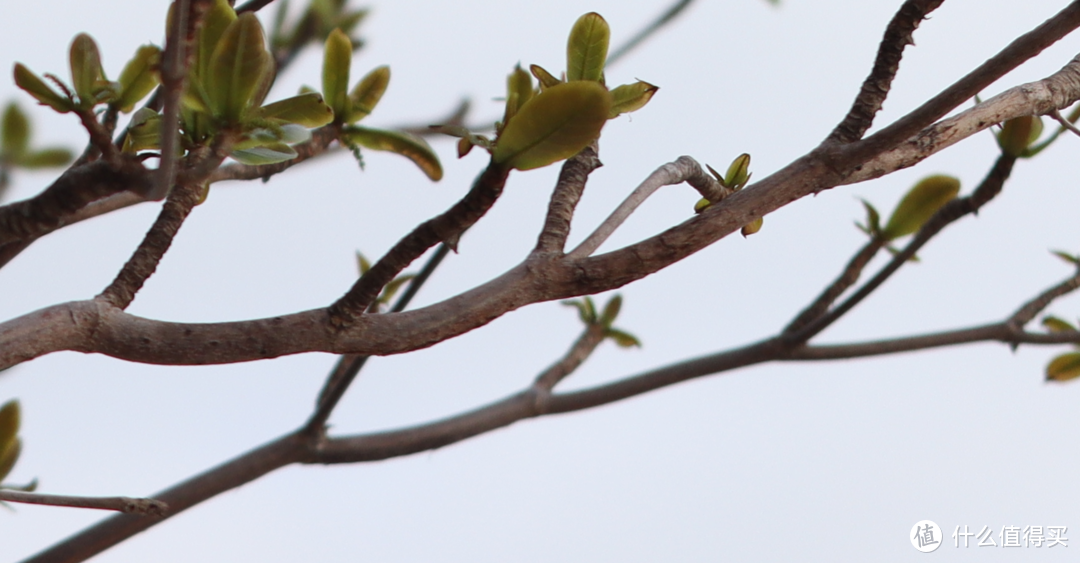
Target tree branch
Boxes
[785,153,1017,344]
[533,144,602,255]
[0,490,167,516]
[327,161,510,327]
[0,158,152,246]
[828,0,945,144]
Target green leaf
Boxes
[0,438,21,484]
[378,274,416,305]
[1,102,30,156]
[259,93,334,127]
[608,81,658,118]
[741,216,764,237]
[346,65,389,123]
[69,33,105,107]
[116,45,162,113]
[123,108,163,152]
[230,141,298,165]
[340,126,442,181]
[14,64,73,113]
[207,12,273,123]
[1047,352,1080,382]
[194,0,238,83]
[997,115,1043,157]
[724,153,751,190]
[566,12,610,82]
[493,80,610,171]
[322,28,352,118]
[17,148,74,169]
[529,64,562,90]
[605,328,641,348]
[1052,250,1080,266]
[503,64,534,125]
[599,294,622,327]
[562,298,596,324]
[1042,316,1077,333]
[881,174,960,240]
[0,401,19,458]
[356,251,371,275]
[860,199,881,236]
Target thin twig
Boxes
[95,182,203,310]
[785,154,1017,345]
[1009,266,1080,328]
[534,143,602,255]
[606,0,695,66]
[306,244,453,434]
[0,490,167,516]
[828,0,945,144]
[533,324,607,394]
[327,162,510,327]
[235,0,278,13]
[783,238,885,334]
[567,156,728,259]
[1049,108,1080,138]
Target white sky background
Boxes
[2,0,1080,560]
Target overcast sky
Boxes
[4,0,1080,561]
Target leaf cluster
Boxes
[562,295,641,348]
[437,13,658,172]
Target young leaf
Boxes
[860,199,881,237]
[1042,316,1077,333]
[346,65,389,123]
[605,328,642,348]
[503,64,534,124]
[194,0,238,82]
[493,80,610,171]
[741,217,764,237]
[529,64,562,89]
[123,108,163,152]
[69,33,105,106]
[259,93,334,128]
[1051,250,1080,266]
[2,102,30,157]
[599,294,622,327]
[881,175,960,240]
[17,148,73,169]
[608,81,658,118]
[0,400,19,458]
[356,251,371,275]
[14,64,73,113]
[230,141,298,165]
[724,153,751,190]
[340,126,443,181]
[562,298,596,324]
[996,115,1043,157]
[1047,352,1080,382]
[566,12,610,82]
[0,438,21,483]
[207,13,273,123]
[322,28,352,118]
[116,45,162,113]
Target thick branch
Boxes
[836,3,1080,166]
[0,158,152,246]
